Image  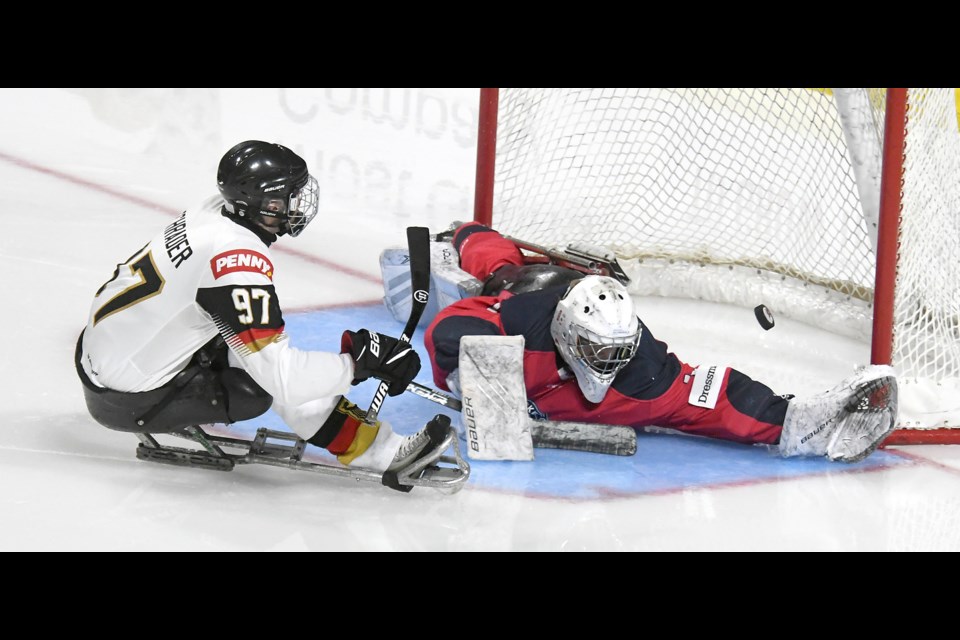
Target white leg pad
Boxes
[381,241,482,328]
[780,364,898,462]
[459,335,534,460]
[430,240,483,308]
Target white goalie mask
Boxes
[550,276,641,403]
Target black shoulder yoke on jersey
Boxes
[499,286,566,352]
[611,319,681,400]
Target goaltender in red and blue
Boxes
[423,222,899,463]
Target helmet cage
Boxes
[550,275,642,403]
[217,141,319,237]
[257,174,319,237]
[571,325,641,379]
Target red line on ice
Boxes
[0,149,383,286]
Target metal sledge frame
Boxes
[134,423,471,494]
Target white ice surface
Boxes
[2,88,959,551]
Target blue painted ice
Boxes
[233,304,908,500]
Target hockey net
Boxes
[476,88,960,441]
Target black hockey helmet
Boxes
[217,140,319,237]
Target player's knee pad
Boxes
[138,366,272,431]
[219,368,273,422]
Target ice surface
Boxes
[2,88,958,551]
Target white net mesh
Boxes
[490,88,960,431]
[895,89,960,427]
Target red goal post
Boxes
[473,88,960,444]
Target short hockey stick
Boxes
[366,226,431,422]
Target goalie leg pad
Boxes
[780,365,898,462]
[380,241,483,328]
[458,335,534,460]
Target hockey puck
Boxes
[754,304,775,330]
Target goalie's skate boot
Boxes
[434,220,464,243]
[779,365,898,462]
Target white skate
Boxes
[779,365,899,463]
[381,414,470,492]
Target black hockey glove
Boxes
[341,329,421,396]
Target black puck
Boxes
[755,304,775,330]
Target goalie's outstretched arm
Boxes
[449,222,525,280]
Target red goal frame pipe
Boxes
[474,88,499,227]
[871,88,907,366]
[870,90,959,444]
[471,87,952,444]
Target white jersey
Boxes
[80,196,354,437]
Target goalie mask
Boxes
[550,276,641,403]
[217,140,320,237]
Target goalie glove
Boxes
[341,329,421,396]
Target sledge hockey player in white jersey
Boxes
[75,140,463,490]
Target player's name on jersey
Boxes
[164,213,193,268]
